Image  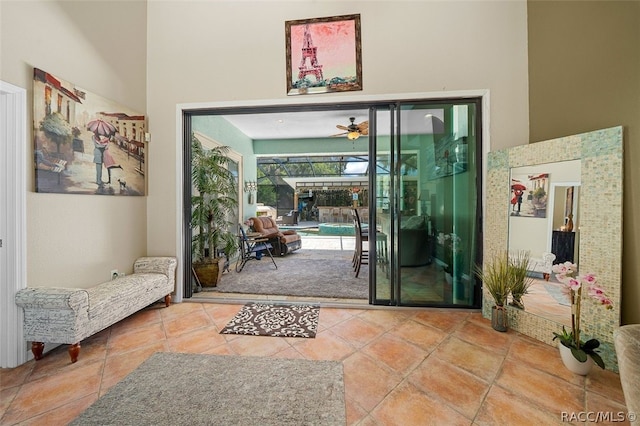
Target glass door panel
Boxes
[372,106,393,303]
[396,102,479,307]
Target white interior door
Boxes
[1,80,28,368]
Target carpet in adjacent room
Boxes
[209,249,368,299]
[220,302,319,338]
[71,352,345,426]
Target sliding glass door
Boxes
[371,100,481,307]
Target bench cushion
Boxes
[86,273,168,321]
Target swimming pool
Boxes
[281,223,355,236]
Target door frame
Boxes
[175,90,490,303]
[1,81,28,368]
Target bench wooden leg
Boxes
[69,343,81,363]
[32,342,44,360]
[164,294,171,307]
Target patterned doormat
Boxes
[220,302,320,338]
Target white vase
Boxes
[558,343,593,375]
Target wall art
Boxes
[33,67,146,196]
[285,14,362,95]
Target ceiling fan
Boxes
[331,117,369,140]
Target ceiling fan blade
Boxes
[357,120,369,131]
[336,125,349,131]
[330,131,348,137]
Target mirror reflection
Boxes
[508,159,581,326]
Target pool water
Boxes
[319,223,355,236]
[281,223,355,236]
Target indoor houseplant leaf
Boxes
[551,263,613,373]
[508,250,534,309]
[190,133,238,286]
[474,251,511,331]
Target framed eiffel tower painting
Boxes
[285,14,362,96]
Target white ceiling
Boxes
[221,108,445,140]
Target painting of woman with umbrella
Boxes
[510,172,550,218]
[87,119,117,186]
[510,181,527,215]
[33,67,146,195]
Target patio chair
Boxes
[250,216,302,256]
[280,210,299,225]
[235,224,277,272]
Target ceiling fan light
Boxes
[347,131,360,140]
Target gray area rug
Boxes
[209,249,367,299]
[220,302,320,338]
[72,352,345,426]
[544,282,571,306]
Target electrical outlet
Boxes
[110,269,118,280]
[118,272,125,278]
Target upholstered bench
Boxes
[15,256,177,363]
[614,324,640,424]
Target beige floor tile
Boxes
[201,302,245,328]
[28,334,108,382]
[0,302,625,425]
[408,355,490,419]
[293,329,356,361]
[159,301,206,320]
[163,309,214,338]
[106,322,167,355]
[475,384,562,425]
[453,320,514,355]
[329,316,386,349]
[0,362,34,392]
[586,365,626,405]
[361,333,428,376]
[356,308,415,331]
[496,358,585,414]
[110,306,163,334]
[0,386,19,419]
[371,381,470,426]
[2,361,103,424]
[585,391,631,425]
[167,325,228,353]
[412,308,471,332]
[388,318,448,352]
[18,393,98,426]
[345,396,368,426]
[225,334,292,357]
[318,307,358,329]
[100,342,168,395]
[343,352,402,412]
[433,336,504,382]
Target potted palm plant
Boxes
[508,250,533,309]
[474,252,511,332]
[191,134,238,287]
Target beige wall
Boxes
[528,1,640,324]
[145,0,530,281]
[2,1,636,324]
[0,1,148,286]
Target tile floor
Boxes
[0,301,628,425]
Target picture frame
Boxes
[285,14,362,96]
[33,67,146,196]
[509,172,549,218]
